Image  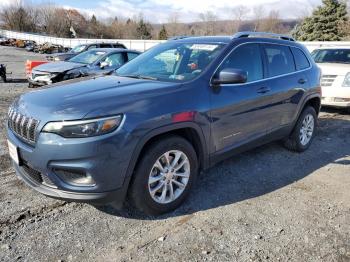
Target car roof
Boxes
[86,48,140,53]
[172,36,233,44]
[86,42,125,45]
[171,35,303,49]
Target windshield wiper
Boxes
[120,74,158,81]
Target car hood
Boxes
[33,61,86,73]
[316,63,350,76]
[13,76,180,123]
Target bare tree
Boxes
[198,11,218,35]
[252,5,265,32]
[231,5,250,33]
[167,12,182,36]
[259,10,284,33]
[0,0,37,32]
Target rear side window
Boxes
[113,44,126,49]
[100,43,112,48]
[87,45,97,50]
[291,47,310,70]
[264,44,295,77]
[219,43,263,82]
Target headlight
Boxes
[54,57,60,61]
[42,115,123,138]
[342,73,350,87]
[63,70,82,80]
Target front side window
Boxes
[264,44,295,77]
[116,42,225,82]
[102,53,125,67]
[69,50,107,64]
[127,52,139,61]
[311,49,350,64]
[218,43,263,83]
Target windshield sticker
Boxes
[190,44,219,51]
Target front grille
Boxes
[8,108,39,143]
[321,75,337,87]
[22,162,56,187]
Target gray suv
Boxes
[7,32,321,215]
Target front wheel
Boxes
[284,106,317,152]
[129,136,198,215]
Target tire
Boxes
[129,135,198,215]
[284,106,317,152]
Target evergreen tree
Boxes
[136,19,152,39]
[158,25,168,40]
[293,0,347,41]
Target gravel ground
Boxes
[0,46,349,262]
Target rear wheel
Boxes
[284,106,317,152]
[129,136,198,215]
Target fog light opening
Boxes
[53,168,95,186]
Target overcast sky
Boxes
[1,0,323,23]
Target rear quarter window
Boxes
[100,43,113,48]
[263,44,295,77]
[291,47,310,70]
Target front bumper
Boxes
[7,125,135,206]
[28,76,51,86]
[14,163,125,205]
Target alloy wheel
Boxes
[299,113,315,146]
[148,150,190,204]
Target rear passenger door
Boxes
[261,44,310,131]
[210,43,278,152]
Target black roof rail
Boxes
[233,31,295,42]
[168,36,190,41]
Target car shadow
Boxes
[95,115,350,220]
[321,106,349,115]
[1,78,28,84]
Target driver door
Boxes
[210,43,276,153]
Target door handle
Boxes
[257,87,271,94]
[298,78,307,84]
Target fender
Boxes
[293,90,321,123]
[115,121,208,205]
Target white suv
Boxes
[312,47,350,110]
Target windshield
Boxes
[69,50,106,64]
[71,45,87,53]
[311,49,350,64]
[116,42,225,82]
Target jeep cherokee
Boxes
[7,32,321,215]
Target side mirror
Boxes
[212,68,248,85]
[100,61,109,69]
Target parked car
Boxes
[29,48,140,87]
[311,47,350,111]
[7,32,321,215]
[47,42,127,61]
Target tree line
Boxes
[0,0,349,40]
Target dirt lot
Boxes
[0,46,349,262]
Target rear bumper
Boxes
[321,98,350,108]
